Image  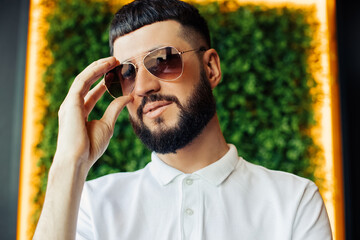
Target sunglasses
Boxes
[104,46,206,98]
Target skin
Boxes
[114,20,228,172]
[33,20,228,239]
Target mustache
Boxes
[137,93,183,121]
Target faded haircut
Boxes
[109,0,211,55]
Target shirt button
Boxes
[185,208,194,216]
[185,178,193,185]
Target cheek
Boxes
[173,67,201,102]
[183,57,202,83]
[162,82,190,103]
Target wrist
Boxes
[49,153,90,184]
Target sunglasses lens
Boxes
[105,47,183,98]
[104,64,136,97]
[144,47,182,80]
[120,64,136,94]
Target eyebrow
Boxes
[122,45,164,63]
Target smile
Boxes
[143,101,173,119]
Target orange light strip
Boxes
[326,0,344,239]
[17,0,50,239]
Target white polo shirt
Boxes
[76,144,332,240]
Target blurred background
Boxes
[0,0,359,239]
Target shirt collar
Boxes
[149,152,183,186]
[194,144,239,186]
[149,144,239,186]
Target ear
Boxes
[202,49,222,89]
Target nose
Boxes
[132,64,161,97]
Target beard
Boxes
[129,70,216,154]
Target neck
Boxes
[157,114,229,173]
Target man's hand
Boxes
[33,57,132,240]
[54,56,133,171]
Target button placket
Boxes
[185,178,193,185]
[181,176,198,239]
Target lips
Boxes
[143,101,173,119]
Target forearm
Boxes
[33,57,131,239]
[33,155,89,240]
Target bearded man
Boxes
[34,0,332,239]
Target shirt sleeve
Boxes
[292,181,333,240]
[76,183,95,240]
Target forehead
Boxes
[113,20,190,62]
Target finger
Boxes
[101,95,134,130]
[84,79,107,117]
[69,57,118,99]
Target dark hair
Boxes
[109,0,211,55]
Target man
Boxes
[34,0,332,239]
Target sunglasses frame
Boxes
[104,46,206,98]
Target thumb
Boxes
[101,95,133,129]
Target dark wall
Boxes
[0,0,29,239]
[336,0,360,240]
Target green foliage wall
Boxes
[35,0,319,224]
[200,3,319,177]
